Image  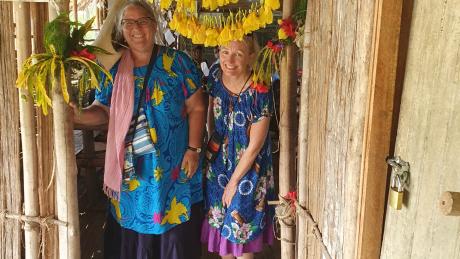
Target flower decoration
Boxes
[70,48,97,60]
[250,0,307,91]
[164,0,280,47]
[277,18,296,41]
[16,13,112,115]
[251,40,284,91]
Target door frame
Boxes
[356,0,414,258]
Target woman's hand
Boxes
[222,179,238,208]
[181,149,200,178]
[71,101,109,127]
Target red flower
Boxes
[279,18,297,39]
[71,48,96,60]
[285,191,297,201]
[266,40,284,53]
[250,81,269,93]
[284,190,297,212]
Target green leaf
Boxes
[60,61,69,103]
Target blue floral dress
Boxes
[204,65,276,244]
[96,47,203,234]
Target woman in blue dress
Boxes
[73,1,206,258]
[201,36,276,259]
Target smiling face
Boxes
[121,4,156,54]
[219,40,255,77]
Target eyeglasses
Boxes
[121,17,153,29]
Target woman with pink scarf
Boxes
[73,1,206,258]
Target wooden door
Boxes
[380,0,460,258]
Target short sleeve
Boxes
[172,50,202,99]
[95,62,118,106]
[252,89,274,123]
[204,62,220,96]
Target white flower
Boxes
[235,147,246,164]
[213,97,222,118]
[208,205,225,228]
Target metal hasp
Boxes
[387,156,410,210]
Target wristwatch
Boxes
[187,146,202,153]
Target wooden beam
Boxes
[305,1,381,258]
[356,0,406,257]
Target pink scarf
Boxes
[103,50,134,200]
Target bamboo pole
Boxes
[14,2,41,259]
[32,3,58,258]
[279,0,298,257]
[297,3,312,259]
[49,1,81,258]
[52,83,81,259]
[0,3,22,259]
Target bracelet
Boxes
[187,146,202,153]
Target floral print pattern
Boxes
[96,47,203,234]
[208,205,225,228]
[231,222,255,243]
[203,64,276,244]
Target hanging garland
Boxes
[159,0,307,92]
[251,0,307,91]
[16,13,112,115]
[161,0,280,47]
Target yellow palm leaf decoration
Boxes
[160,0,173,9]
[265,0,280,10]
[260,6,274,26]
[161,197,189,225]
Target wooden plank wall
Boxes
[380,0,460,258]
[0,3,22,259]
[305,1,378,258]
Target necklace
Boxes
[227,73,252,113]
[236,73,252,102]
[222,73,251,168]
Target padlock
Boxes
[389,174,404,210]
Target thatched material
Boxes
[0,2,22,259]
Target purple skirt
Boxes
[201,219,274,257]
